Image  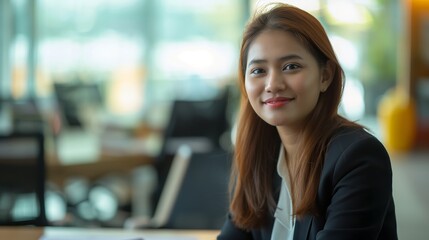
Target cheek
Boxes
[291,74,321,94]
[244,79,260,100]
[292,75,322,109]
[289,75,310,93]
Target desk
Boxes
[47,153,154,186]
[46,130,161,186]
[0,227,220,240]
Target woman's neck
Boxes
[276,126,300,164]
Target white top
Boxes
[271,147,295,240]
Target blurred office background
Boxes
[0,0,428,239]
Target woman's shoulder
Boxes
[324,125,391,174]
[328,125,383,152]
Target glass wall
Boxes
[34,0,245,126]
[0,0,36,99]
[37,0,148,117]
[0,0,400,125]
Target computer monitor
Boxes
[53,83,103,128]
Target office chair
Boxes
[151,91,231,213]
[0,132,47,226]
[125,146,231,230]
[124,144,192,229]
[164,149,231,229]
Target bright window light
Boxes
[155,41,235,80]
[251,0,320,13]
[165,0,231,12]
[38,33,144,73]
[325,0,373,26]
[329,35,358,71]
[341,77,365,121]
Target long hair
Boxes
[230,3,361,229]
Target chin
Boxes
[264,119,288,127]
[264,117,300,128]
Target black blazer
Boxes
[217,127,398,240]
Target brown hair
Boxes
[230,3,361,229]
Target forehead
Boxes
[247,29,310,63]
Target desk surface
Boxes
[46,130,160,186]
[0,227,219,240]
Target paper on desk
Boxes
[39,235,197,240]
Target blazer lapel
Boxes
[294,215,313,240]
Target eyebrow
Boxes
[247,54,303,67]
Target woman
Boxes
[217,3,397,240]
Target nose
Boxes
[265,70,286,92]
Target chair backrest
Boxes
[160,88,230,156]
[163,149,232,229]
[0,132,46,226]
[149,145,192,228]
[151,92,231,216]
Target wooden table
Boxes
[47,152,154,186]
[46,131,161,186]
[0,227,220,240]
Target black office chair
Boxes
[163,149,231,229]
[151,90,231,215]
[0,132,47,226]
[125,147,231,230]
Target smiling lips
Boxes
[264,97,295,108]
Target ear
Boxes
[320,60,334,93]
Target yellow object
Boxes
[377,87,417,153]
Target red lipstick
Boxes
[264,97,294,108]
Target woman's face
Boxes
[245,29,330,128]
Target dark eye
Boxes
[250,68,265,75]
[283,64,300,71]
